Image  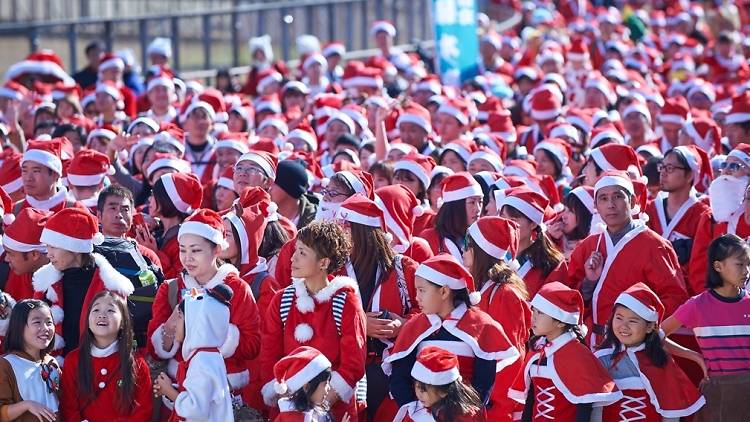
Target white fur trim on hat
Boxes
[238,152,276,179]
[594,174,634,196]
[22,149,62,175]
[725,112,750,125]
[397,113,432,133]
[500,196,544,225]
[437,105,468,126]
[336,207,382,228]
[468,151,503,172]
[393,160,430,189]
[178,221,229,250]
[530,107,561,121]
[442,184,483,203]
[2,233,46,253]
[415,264,465,290]
[530,293,580,325]
[411,360,460,386]
[467,222,508,260]
[40,227,99,253]
[615,292,658,322]
[67,172,106,187]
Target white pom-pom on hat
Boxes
[578,324,588,338]
[553,203,565,213]
[469,291,482,306]
[321,177,331,187]
[384,232,394,244]
[267,201,279,215]
[412,205,424,217]
[274,381,288,395]
[92,232,105,246]
[2,213,15,225]
[508,259,521,272]
[107,165,116,176]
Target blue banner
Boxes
[432,0,479,86]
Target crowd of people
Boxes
[0,0,749,421]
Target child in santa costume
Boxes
[272,346,339,422]
[509,282,622,421]
[394,346,483,422]
[595,283,705,421]
[335,193,420,419]
[260,221,366,421]
[147,209,260,405]
[383,254,520,417]
[463,216,531,421]
[32,208,135,363]
[153,284,234,422]
[60,291,153,421]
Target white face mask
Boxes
[314,200,341,221]
[709,175,749,222]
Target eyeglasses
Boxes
[320,188,348,199]
[724,162,747,173]
[657,163,687,173]
[233,164,265,176]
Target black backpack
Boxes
[94,237,165,348]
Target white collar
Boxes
[539,331,575,355]
[183,263,239,289]
[292,276,358,313]
[26,186,68,210]
[244,257,268,275]
[91,340,119,358]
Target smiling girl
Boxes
[272,346,338,422]
[60,291,152,421]
[0,300,59,422]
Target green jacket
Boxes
[297,193,319,229]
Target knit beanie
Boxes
[275,160,309,199]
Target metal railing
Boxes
[0,0,433,76]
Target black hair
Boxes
[539,148,563,179]
[393,169,427,201]
[706,234,750,288]
[472,174,492,210]
[4,299,55,357]
[736,120,750,134]
[599,304,668,367]
[642,156,662,187]
[52,123,86,144]
[258,221,290,260]
[152,177,191,220]
[664,148,692,177]
[85,41,104,55]
[335,134,361,149]
[332,150,358,165]
[427,280,473,309]
[290,368,332,411]
[528,321,586,350]
[562,193,592,241]
[97,184,134,213]
[435,199,469,247]
[439,149,467,168]
[414,378,481,421]
[502,205,564,276]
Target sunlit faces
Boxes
[439,150,466,173]
[661,122,682,146]
[324,120,351,146]
[219,219,240,263]
[611,305,654,347]
[187,108,212,138]
[465,196,483,225]
[88,295,123,343]
[414,276,449,314]
[531,307,564,337]
[4,249,43,275]
[467,158,496,175]
[533,149,559,178]
[658,152,692,192]
[291,241,328,279]
[24,306,55,353]
[434,113,463,143]
[414,381,446,408]
[98,195,133,237]
[713,251,750,289]
[721,155,750,178]
[393,170,424,198]
[178,233,221,281]
[214,186,237,212]
[398,122,428,148]
[233,161,269,191]
[560,205,578,235]
[581,159,600,187]
[46,246,82,272]
[215,148,242,172]
[21,161,58,198]
[594,185,632,229]
[501,206,535,241]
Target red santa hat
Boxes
[0,80,29,101]
[5,50,74,85]
[393,153,436,190]
[468,148,504,172]
[343,66,384,89]
[614,282,665,323]
[565,109,593,134]
[374,185,423,252]
[95,81,125,109]
[671,145,713,192]
[440,172,483,203]
[659,96,690,125]
[0,187,13,225]
[442,138,477,164]
[145,154,191,180]
[584,73,616,105]
[530,89,562,121]
[337,194,386,230]
[128,116,160,134]
[2,208,52,252]
[503,159,537,179]
[683,117,721,153]
[498,188,549,226]
[415,254,480,304]
[487,111,517,144]
[256,68,283,94]
[0,153,22,195]
[534,138,571,169]
[530,281,584,326]
[397,103,432,133]
[215,132,250,155]
[237,151,278,180]
[411,346,461,386]
[158,172,203,214]
[98,53,125,73]
[589,144,641,176]
[322,41,346,57]
[216,167,236,194]
[594,170,635,197]
[40,208,104,253]
[467,216,520,262]
[549,123,580,145]
[590,126,625,149]
[87,127,117,145]
[437,98,472,126]
[223,201,268,267]
[66,150,115,187]
[178,208,229,250]
[254,94,283,114]
[273,346,332,395]
[414,75,442,96]
[22,138,64,176]
[371,20,396,37]
[286,128,318,152]
[728,144,750,167]
[337,170,374,199]
[622,101,651,124]
[567,37,590,61]
[725,92,750,125]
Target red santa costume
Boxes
[421,173,484,261]
[1,208,52,309]
[259,268,366,419]
[497,188,569,298]
[32,208,135,365]
[14,139,82,214]
[467,216,531,421]
[65,149,116,215]
[374,185,434,263]
[382,255,519,420]
[567,171,688,348]
[60,341,153,421]
[595,283,705,421]
[147,210,261,397]
[272,346,334,422]
[509,282,622,420]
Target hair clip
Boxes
[26,302,36,309]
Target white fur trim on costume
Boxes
[92,253,134,296]
[725,112,750,125]
[219,323,240,358]
[150,323,181,359]
[530,107,561,121]
[227,369,250,390]
[274,381,288,395]
[313,276,358,302]
[437,105,469,126]
[182,263,239,290]
[330,370,355,402]
[49,305,64,324]
[292,279,316,313]
[32,262,62,302]
[294,323,314,343]
[54,333,65,351]
[262,380,279,407]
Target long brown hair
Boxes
[350,222,395,289]
[78,291,137,414]
[503,206,564,276]
[466,236,528,299]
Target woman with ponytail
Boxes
[498,187,568,297]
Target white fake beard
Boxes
[709,175,749,222]
[314,200,341,221]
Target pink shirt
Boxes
[672,289,750,376]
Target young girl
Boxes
[394,346,482,422]
[662,234,750,421]
[153,284,235,421]
[272,346,336,421]
[260,221,366,421]
[383,254,520,417]
[463,216,531,421]
[509,282,622,420]
[60,291,153,421]
[596,283,705,421]
[0,299,59,422]
[498,187,568,298]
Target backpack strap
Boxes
[331,291,348,336]
[64,198,77,209]
[250,271,269,301]
[393,255,410,315]
[278,285,295,327]
[11,200,23,216]
[167,278,179,310]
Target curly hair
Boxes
[297,221,352,273]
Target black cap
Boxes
[274,160,309,199]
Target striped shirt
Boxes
[672,289,750,376]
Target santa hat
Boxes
[411,346,461,386]
[584,73,616,105]
[337,170,374,199]
[589,144,641,176]
[415,254,480,305]
[0,80,29,101]
[67,150,115,187]
[127,116,160,134]
[223,203,267,267]
[441,172,483,203]
[189,88,229,122]
[397,103,432,133]
[145,154,191,180]
[343,66,383,89]
[255,95,282,114]
[549,123,580,145]
[725,92,750,125]
[0,153,22,195]
[217,167,236,194]
[437,98,472,126]
[487,111,517,144]
[467,216,520,263]
[4,50,74,85]
[2,208,52,252]
[326,112,356,134]
[374,185,422,252]
[249,35,273,61]
[273,346,332,395]
[303,54,327,71]
[256,68,283,94]
[568,37,590,61]
[257,114,289,136]
[98,53,125,73]
[237,151,278,180]
[683,117,721,153]
[636,144,663,160]
[40,208,104,253]
[147,37,172,58]
[671,145,713,192]
[594,170,635,197]
[215,133,250,155]
[158,173,203,214]
[615,282,665,323]
[590,126,625,149]
[322,42,346,57]
[530,89,562,121]
[414,75,442,96]
[534,138,571,169]
[0,187,13,225]
[442,139,476,164]
[530,281,584,326]
[659,96,690,125]
[622,101,651,124]
[178,209,229,250]
[728,144,750,168]
[393,153,436,190]
[87,127,117,145]
[22,138,63,176]
[286,128,318,152]
[146,76,175,92]
[468,149,503,172]
[282,80,310,95]
[337,194,386,230]
[503,160,537,179]
[498,188,549,226]
[371,20,396,37]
